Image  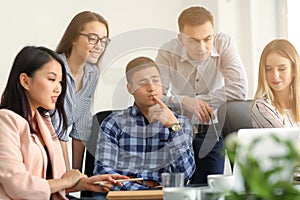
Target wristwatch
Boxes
[170,122,181,132]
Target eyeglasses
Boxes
[79,33,111,47]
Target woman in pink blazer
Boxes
[0,46,126,199]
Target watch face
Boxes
[172,123,181,131]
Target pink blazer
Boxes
[0,109,67,200]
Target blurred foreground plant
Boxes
[225,133,300,200]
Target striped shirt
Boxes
[51,54,100,142]
[93,104,195,190]
[251,97,300,128]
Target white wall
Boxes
[0,0,285,113]
[288,0,300,53]
[213,0,287,100]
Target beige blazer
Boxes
[0,109,67,200]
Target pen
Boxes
[94,178,144,185]
[209,113,219,142]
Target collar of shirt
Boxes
[129,103,140,117]
[127,104,172,141]
[179,43,220,63]
[129,103,181,120]
[59,53,97,79]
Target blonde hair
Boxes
[253,39,300,122]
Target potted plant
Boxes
[225,132,300,200]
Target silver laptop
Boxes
[232,127,300,192]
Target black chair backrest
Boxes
[217,100,253,139]
[81,110,112,198]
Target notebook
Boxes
[107,189,163,200]
[232,127,300,192]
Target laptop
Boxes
[232,127,300,192]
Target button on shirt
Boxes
[156,32,248,122]
[93,104,195,190]
[51,54,100,142]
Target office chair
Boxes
[217,100,253,139]
[81,110,113,198]
[217,100,253,174]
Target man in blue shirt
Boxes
[93,56,195,191]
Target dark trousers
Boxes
[190,125,225,184]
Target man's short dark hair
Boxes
[125,56,160,83]
[178,6,214,32]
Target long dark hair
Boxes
[0,46,68,134]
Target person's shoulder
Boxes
[58,53,68,65]
[0,109,28,131]
[159,38,182,52]
[0,109,24,121]
[57,53,65,59]
[109,109,129,118]
[253,96,271,105]
[58,53,71,72]
[213,32,234,46]
[252,97,275,111]
[102,109,130,123]
[214,32,232,41]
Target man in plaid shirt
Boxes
[93,56,195,192]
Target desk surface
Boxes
[107,189,163,200]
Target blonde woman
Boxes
[251,39,300,128]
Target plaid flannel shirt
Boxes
[93,104,195,190]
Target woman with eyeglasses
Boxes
[0,46,125,199]
[51,11,111,171]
